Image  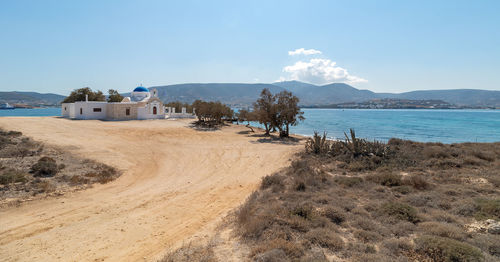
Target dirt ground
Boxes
[0,117,301,262]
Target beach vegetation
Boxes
[253,88,276,135]
[192,100,233,126]
[30,156,59,177]
[223,137,500,261]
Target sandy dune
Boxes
[0,117,301,261]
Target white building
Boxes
[61,86,166,120]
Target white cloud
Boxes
[288,48,322,56]
[281,58,367,85]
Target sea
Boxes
[1,107,499,143]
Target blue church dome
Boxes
[133,86,149,92]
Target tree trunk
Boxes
[264,123,270,135]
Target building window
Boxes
[93,108,102,112]
[64,107,67,111]
[80,108,82,114]
[153,106,157,115]
[126,108,130,116]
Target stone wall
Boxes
[106,103,138,120]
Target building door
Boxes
[153,106,157,115]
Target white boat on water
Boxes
[0,103,15,110]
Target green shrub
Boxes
[415,235,483,262]
[31,156,58,177]
[381,202,419,223]
[305,131,329,155]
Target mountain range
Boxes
[2,81,499,107]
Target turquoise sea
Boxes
[1,108,499,143]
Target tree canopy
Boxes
[107,89,124,102]
[62,87,105,103]
[252,88,304,137]
[192,100,234,126]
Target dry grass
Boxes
[230,137,500,261]
[0,128,121,204]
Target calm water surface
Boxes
[1,108,499,143]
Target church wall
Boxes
[73,102,108,120]
[106,103,138,120]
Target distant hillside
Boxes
[5,82,499,108]
[395,89,500,107]
[0,92,65,106]
[148,83,285,106]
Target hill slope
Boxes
[0,91,65,106]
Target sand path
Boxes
[0,117,301,261]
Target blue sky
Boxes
[1,0,499,95]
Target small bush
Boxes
[403,174,430,190]
[415,235,483,262]
[419,222,466,241]
[35,180,56,193]
[0,169,27,185]
[353,229,381,243]
[305,228,344,251]
[381,202,419,223]
[474,198,500,220]
[31,156,58,177]
[334,176,363,187]
[367,172,402,187]
[305,131,330,155]
[261,175,284,190]
[323,207,346,224]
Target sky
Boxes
[1,0,499,95]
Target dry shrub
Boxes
[31,156,58,177]
[0,169,27,185]
[261,174,284,190]
[415,235,483,262]
[419,222,466,241]
[474,198,500,220]
[305,228,344,251]
[160,241,216,262]
[472,151,495,162]
[422,145,450,159]
[35,180,56,193]
[367,172,402,187]
[403,174,430,190]
[323,206,346,225]
[382,238,413,256]
[252,238,305,259]
[353,229,381,243]
[69,175,90,185]
[334,176,363,187]
[381,202,419,223]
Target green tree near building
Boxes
[62,87,105,103]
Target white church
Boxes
[61,86,193,120]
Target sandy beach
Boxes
[0,117,301,261]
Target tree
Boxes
[237,109,258,132]
[192,100,234,125]
[107,89,124,102]
[274,90,304,137]
[253,88,276,135]
[62,87,105,103]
